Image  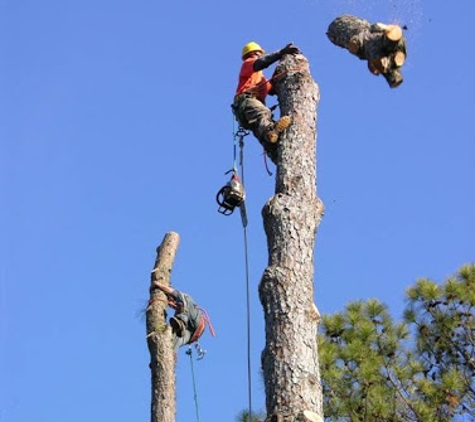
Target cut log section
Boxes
[327,14,407,88]
[376,23,403,42]
[394,51,406,67]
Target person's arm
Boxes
[253,43,300,71]
[154,282,175,296]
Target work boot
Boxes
[170,316,185,337]
[264,116,292,144]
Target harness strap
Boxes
[263,152,273,176]
[199,307,216,337]
[188,307,216,344]
[189,317,206,344]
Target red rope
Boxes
[199,307,216,337]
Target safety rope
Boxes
[186,347,201,422]
[243,220,253,422]
[232,126,254,422]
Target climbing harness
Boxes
[199,307,216,338]
[189,307,216,344]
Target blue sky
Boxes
[1,1,474,421]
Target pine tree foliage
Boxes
[404,264,475,419]
[319,264,475,422]
[319,299,415,421]
[237,410,265,422]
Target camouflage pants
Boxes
[233,95,274,142]
[173,330,192,352]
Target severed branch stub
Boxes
[327,14,407,88]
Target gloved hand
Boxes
[280,43,300,56]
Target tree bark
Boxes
[259,53,324,422]
[146,232,180,422]
[327,14,407,88]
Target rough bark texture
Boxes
[146,232,180,422]
[259,53,324,422]
[327,14,407,88]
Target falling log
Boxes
[327,14,407,88]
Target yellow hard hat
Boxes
[241,41,264,59]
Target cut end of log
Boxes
[368,57,389,75]
[379,57,390,72]
[385,24,403,42]
[394,51,406,67]
[303,410,323,422]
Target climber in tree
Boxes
[154,282,215,353]
[233,41,300,149]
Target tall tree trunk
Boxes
[146,232,180,422]
[327,14,407,88]
[259,53,325,422]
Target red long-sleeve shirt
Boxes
[235,57,272,103]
